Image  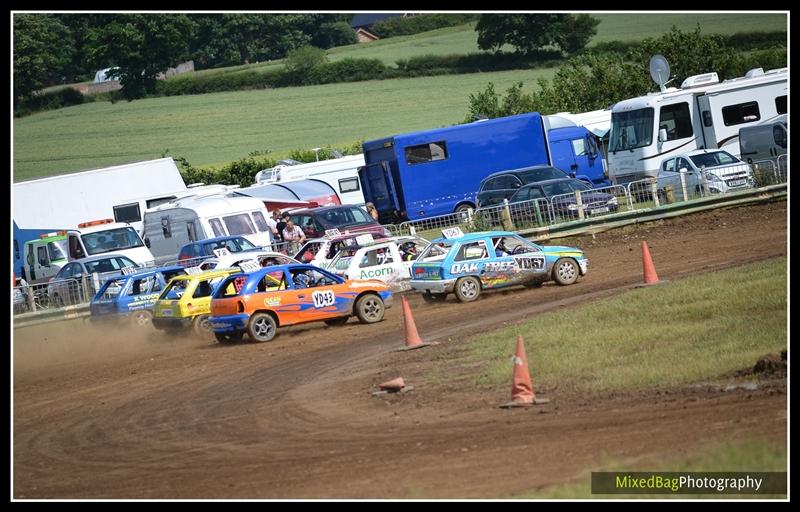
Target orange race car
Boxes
[209,263,393,343]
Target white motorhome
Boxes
[254,154,366,205]
[607,67,787,184]
[143,194,273,264]
[13,158,186,276]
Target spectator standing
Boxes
[282,217,306,255]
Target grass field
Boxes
[466,257,786,392]
[14,13,787,181]
[520,438,787,498]
[172,14,788,73]
[13,69,556,181]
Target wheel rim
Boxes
[558,261,576,281]
[459,279,478,298]
[361,298,383,320]
[198,316,211,333]
[253,316,274,340]
[133,311,151,327]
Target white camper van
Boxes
[255,154,366,205]
[608,67,787,185]
[143,194,273,264]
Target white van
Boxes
[738,117,787,165]
[143,194,273,264]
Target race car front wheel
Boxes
[553,258,579,285]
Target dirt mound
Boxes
[753,352,787,375]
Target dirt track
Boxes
[13,201,787,499]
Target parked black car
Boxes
[507,178,619,222]
[476,165,571,208]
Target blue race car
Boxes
[89,265,187,328]
[409,229,588,303]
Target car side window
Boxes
[677,158,692,172]
[192,280,213,298]
[454,241,488,262]
[527,187,546,200]
[662,158,676,173]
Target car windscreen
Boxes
[689,151,739,168]
[204,237,257,255]
[518,167,567,184]
[159,278,190,300]
[417,241,452,262]
[82,227,144,255]
[84,256,137,274]
[541,181,578,197]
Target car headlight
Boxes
[608,197,618,206]
[704,172,721,182]
[383,227,391,237]
[567,204,579,211]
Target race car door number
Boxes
[312,290,335,308]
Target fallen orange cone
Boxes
[641,241,660,284]
[500,335,549,408]
[380,377,406,391]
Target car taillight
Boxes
[237,301,244,313]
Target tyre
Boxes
[215,331,243,344]
[52,293,64,308]
[192,314,212,337]
[324,317,349,326]
[552,258,579,286]
[247,312,277,342]
[355,294,385,324]
[130,310,153,329]
[454,276,481,303]
[454,203,475,221]
[421,292,447,303]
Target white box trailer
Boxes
[607,67,787,184]
[255,154,366,206]
[143,193,274,264]
[13,158,187,276]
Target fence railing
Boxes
[13,157,787,318]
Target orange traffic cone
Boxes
[500,335,549,408]
[380,377,406,391]
[395,296,438,351]
[641,241,660,285]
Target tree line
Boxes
[13,13,357,102]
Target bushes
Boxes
[14,87,90,117]
[173,142,364,188]
[371,14,478,38]
[308,58,387,84]
[157,68,281,96]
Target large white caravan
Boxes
[607,67,787,184]
[143,194,273,264]
[255,154,366,205]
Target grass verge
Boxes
[467,257,786,392]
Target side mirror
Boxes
[678,168,689,174]
[658,128,668,143]
[144,238,151,248]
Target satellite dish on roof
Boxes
[649,55,671,93]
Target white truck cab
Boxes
[23,219,155,284]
